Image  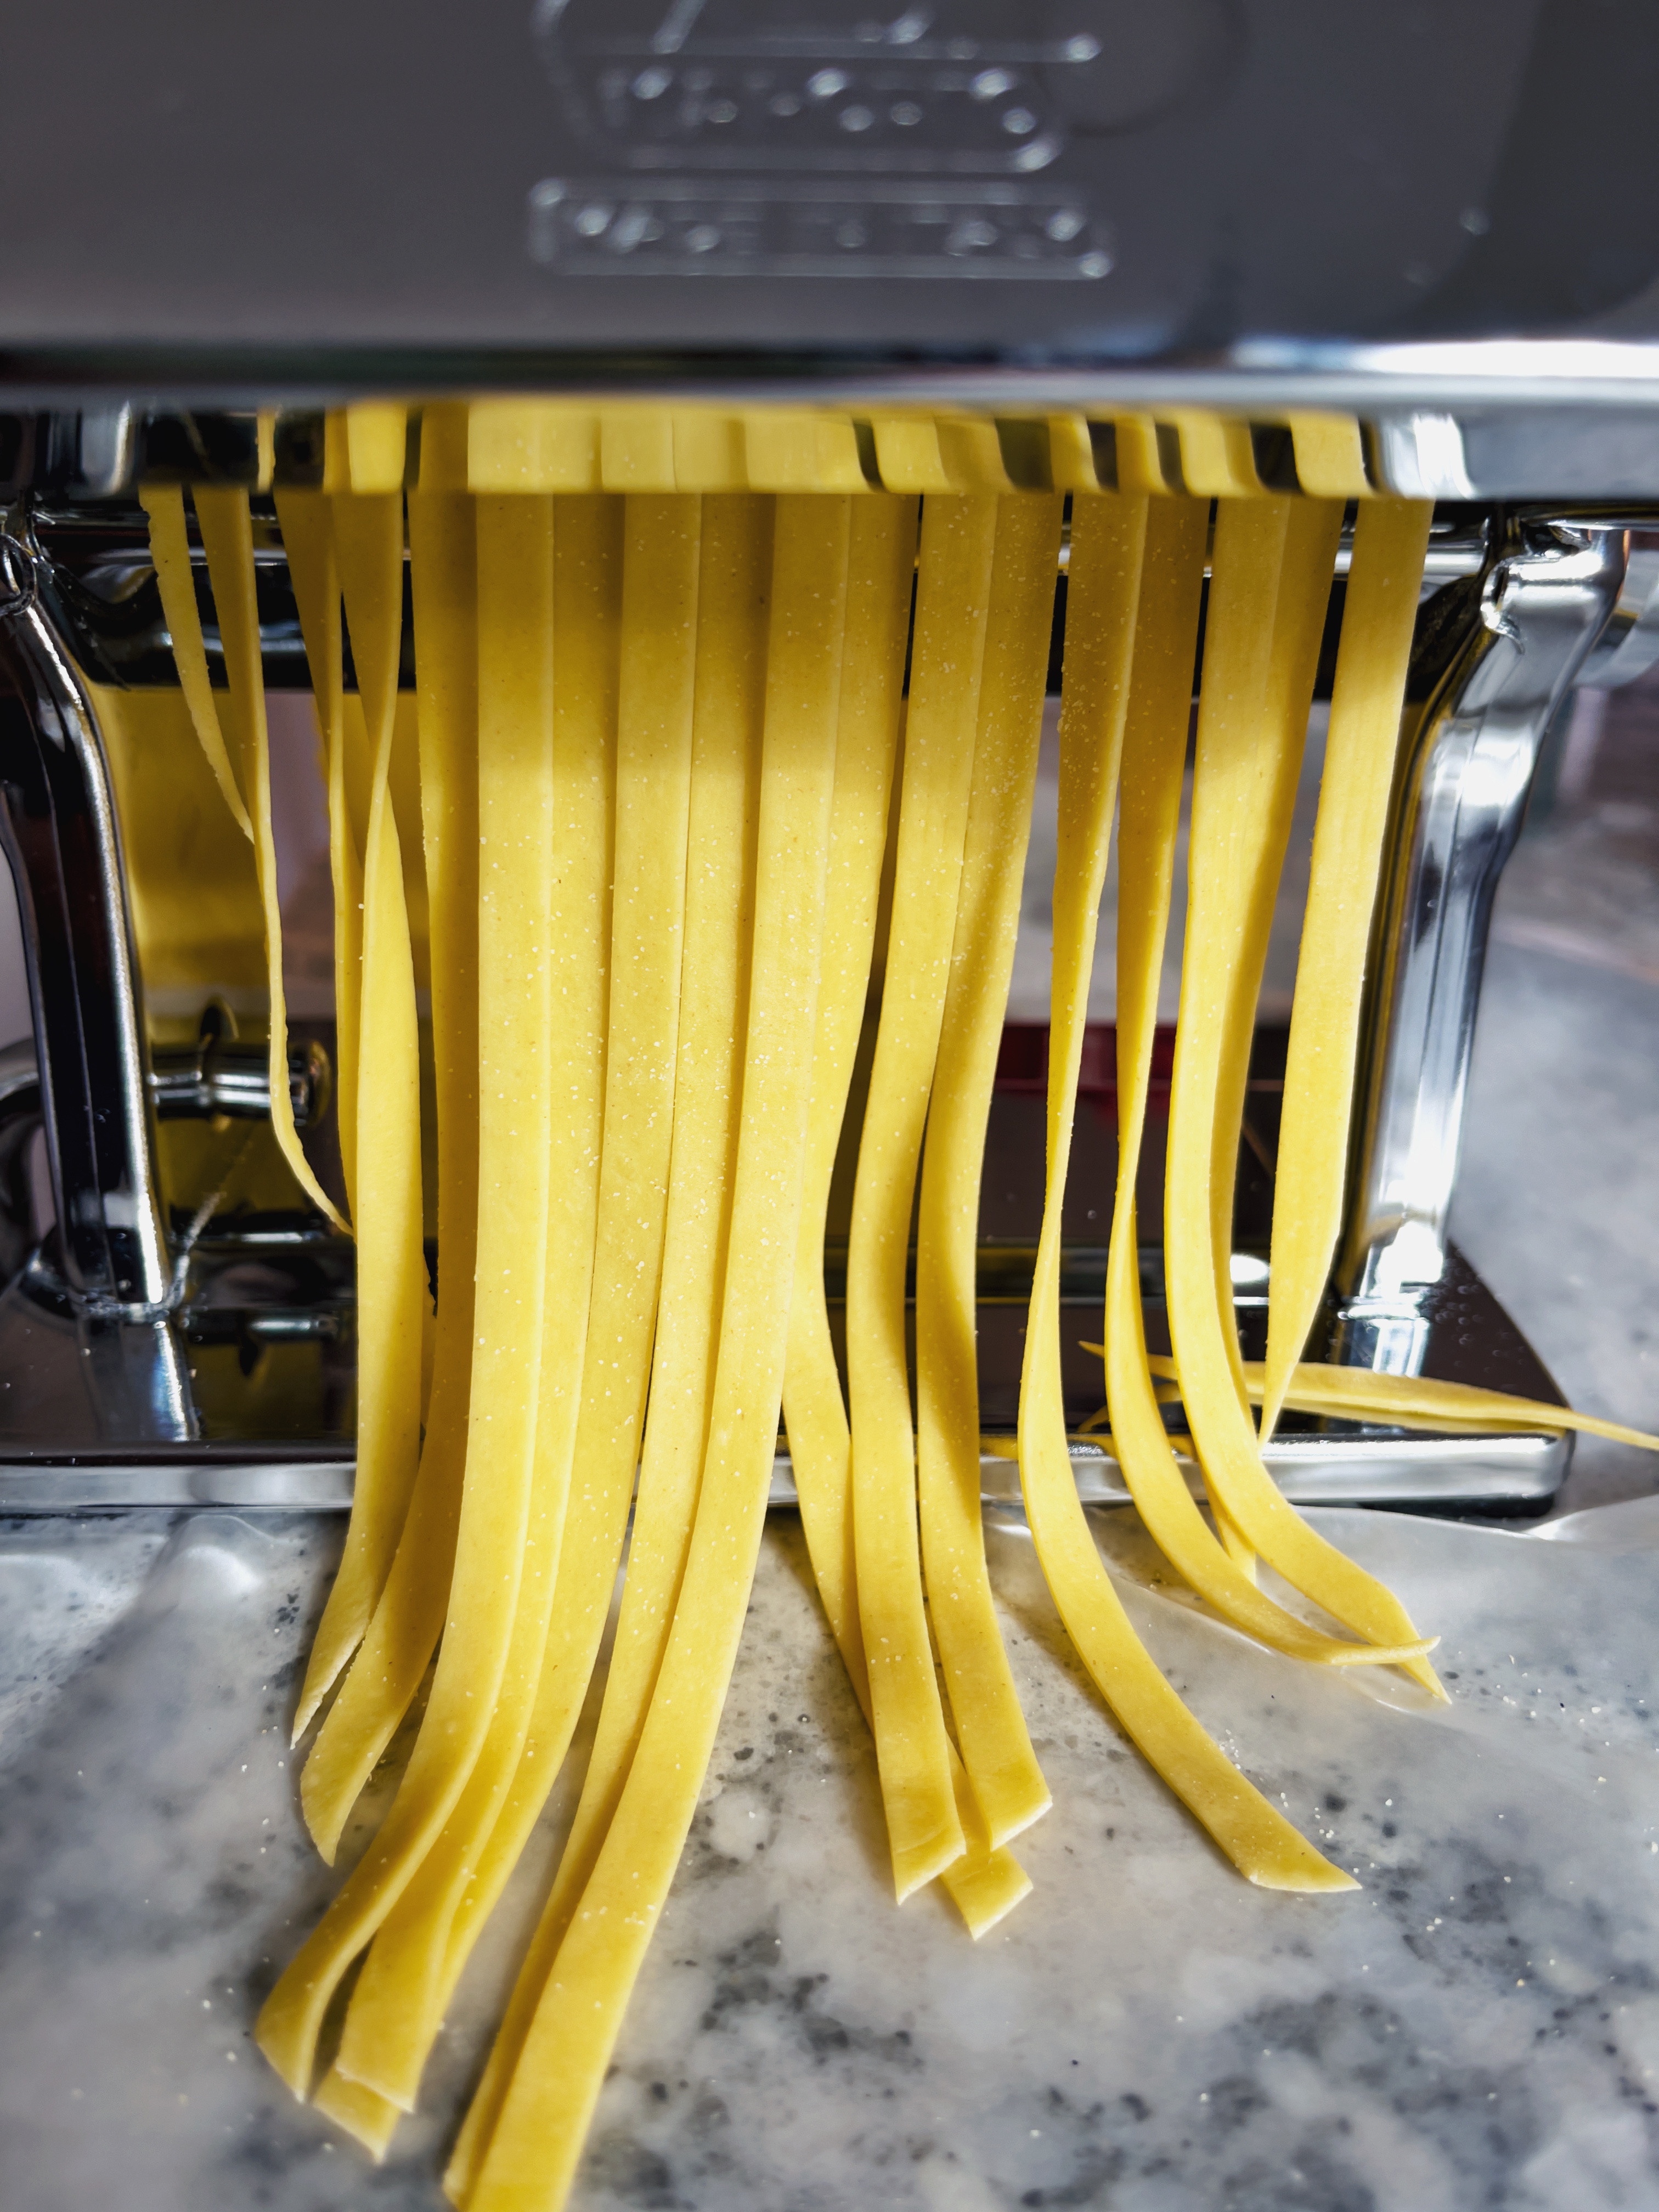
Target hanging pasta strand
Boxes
[915,492,1059,1851]
[289,456,431,1737]
[287,437,484,1849]
[331,489,718,2152]
[517,497,764,1943]
[847,493,1000,1900]
[400,422,475,1444]
[434,488,701,1947]
[438,494,766,2191]
[143,482,344,1233]
[1161,501,1443,1692]
[1191,499,1342,1571]
[782,494,915,1681]
[320,493,630,2159]
[1099,499,1435,1672]
[1017,490,1353,1891]
[255,490,559,2093]
[200,482,348,1234]
[1261,498,1434,1439]
[314,495,614,2141]
[273,471,365,1218]
[1155,1353,1659,1449]
[772,493,1031,1951]
[461,490,851,2212]
[292,449,484,2159]
[140,482,253,839]
[419,486,702,2183]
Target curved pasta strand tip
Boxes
[139,482,255,842]
[1248,1860,1361,1897]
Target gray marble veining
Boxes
[5,1500,1659,2211]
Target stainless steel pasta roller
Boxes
[1,0,1658,1514]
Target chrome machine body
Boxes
[2,0,1659,1510]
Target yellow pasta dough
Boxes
[772,493,1032,1950]
[461,494,851,2212]
[290,485,430,1736]
[427,494,766,2178]
[916,492,1059,1849]
[1150,1355,1659,1452]
[1263,499,1435,1437]
[1017,491,1353,1891]
[272,486,365,1218]
[1101,500,1432,1672]
[142,483,343,1233]
[846,492,997,1899]
[286,460,482,1846]
[256,492,559,2086]
[1163,499,1443,1696]
[321,491,614,2121]
[311,492,627,2158]
[781,494,915,1689]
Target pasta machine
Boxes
[2,0,1657,1515]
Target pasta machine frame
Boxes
[4,0,1659,1511]
[0,409,1654,1514]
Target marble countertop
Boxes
[5,1495,1659,2212]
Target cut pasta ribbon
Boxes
[847,492,994,1900]
[777,493,1031,1948]
[1262,499,1435,1440]
[257,492,560,2089]
[1161,499,1442,1701]
[1097,498,1430,1677]
[917,493,1058,1853]
[1143,1357,1659,1454]
[462,493,851,2212]
[292,479,430,1735]
[1017,492,1352,1895]
[142,484,344,1235]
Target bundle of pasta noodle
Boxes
[141,403,1659,2211]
